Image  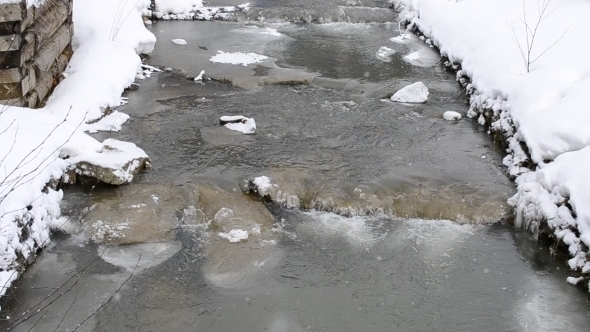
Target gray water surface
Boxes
[1,4,589,332]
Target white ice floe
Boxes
[221,116,257,134]
[210,51,268,66]
[375,46,397,62]
[218,229,249,243]
[391,82,429,103]
[172,38,187,45]
[443,111,462,121]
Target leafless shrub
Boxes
[511,0,570,73]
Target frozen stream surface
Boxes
[1,2,589,331]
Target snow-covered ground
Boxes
[394,0,590,281]
[0,0,155,298]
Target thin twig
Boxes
[71,255,142,331]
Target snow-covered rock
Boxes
[172,38,187,45]
[249,176,301,209]
[67,139,151,185]
[391,82,429,103]
[220,116,256,134]
[443,111,462,121]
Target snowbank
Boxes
[148,0,251,21]
[0,0,155,297]
[394,0,590,282]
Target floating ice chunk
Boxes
[210,51,268,66]
[219,229,249,243]
[172,38,187,45]
[391,82,429,103]
[376,46,397,62]
[220,115,256,134]
[443,111,462,121]
[194,70,205,82]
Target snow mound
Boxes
[391,82,429,103]
[210,51,268,66]
[172,38,187,45]
[219,229,249,243]
[443,111,462,121]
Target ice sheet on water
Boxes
[101,243,182,273]
[375,46,397,62]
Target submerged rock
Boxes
[391,82,429,103]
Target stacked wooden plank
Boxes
[0,0,73,108]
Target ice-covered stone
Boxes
[391,82,429,103]
[443,111,462,121]
[68,139,150,185]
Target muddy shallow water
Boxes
[1,3,589,331]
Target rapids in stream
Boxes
[1,1,588,331]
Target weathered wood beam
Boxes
[25,0,69,52]
[0,70,35,99]
[32,23,70,76]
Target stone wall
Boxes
[0,0,73,108]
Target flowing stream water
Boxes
[1,1,589,331]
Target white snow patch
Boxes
[220,115,246,122]
[252,176,275,196]
[210,51,268,66]
[391,82,429,103]
[218,229,249,243]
